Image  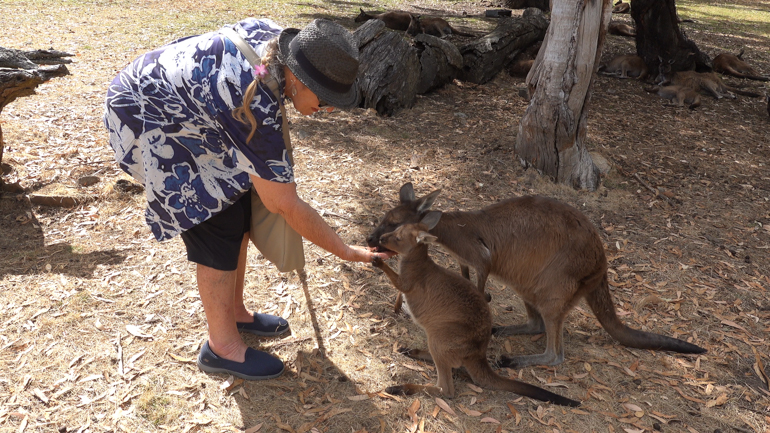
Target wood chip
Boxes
[31,388,48,404]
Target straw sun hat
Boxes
[278,19,361,109]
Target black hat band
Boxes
[290,37,353,94]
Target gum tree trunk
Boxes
[632,0,710,76]
[515,0,612,191]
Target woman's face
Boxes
[284,68,334,116]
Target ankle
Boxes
[234,307,254,323]
[207,339,247,363]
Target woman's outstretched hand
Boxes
[343,245,396,263]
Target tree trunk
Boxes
[515,0,612,191]
[458,8,549,85]
[632,0,710,78]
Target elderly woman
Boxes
[104,18,389,380]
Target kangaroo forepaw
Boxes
[496,355,519,369]
[371,256,384,268]
[397,346,413,356]
[484,292,492,302]
[385,385,409,396]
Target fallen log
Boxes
[413,33,463,94]
[458,8,549,84]
[354,20,421,116]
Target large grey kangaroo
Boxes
[372,212,580,406]
[367,183,706,368]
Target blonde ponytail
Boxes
[232,38,282,143]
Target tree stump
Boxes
[0,47,72,183]
[354,20,421,116]
[458,8,550,85]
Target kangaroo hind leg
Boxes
[493,302,545,336]
[497,298,568,368]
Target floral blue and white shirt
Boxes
[104,18,291,241]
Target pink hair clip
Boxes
[254,64,268,79]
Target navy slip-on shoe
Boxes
[236,313,290,337]
[197,341,284,380]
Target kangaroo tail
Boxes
[465,358,580,407]
[729,86,763,96]
[585,275,707,354]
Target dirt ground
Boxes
[1,1,769,432]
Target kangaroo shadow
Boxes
[0,195,128,278]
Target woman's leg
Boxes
[197,263,247,362]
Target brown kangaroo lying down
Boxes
[657,60,761,99]
[608,21,636,37]
[371,213,580,406]
[508,59,535,77]
[406,15,478,38]
[713,49,769,81]
[645,85,702,109]
[367,183,707,368]
[598,54,648,80]
[354,8,412,31]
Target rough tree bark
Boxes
[515,0,612,191]
[413,33,463,94]
[458,8,549,84]
[354,20,421,116]
[632,0,710,78]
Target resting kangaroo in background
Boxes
[612,0,630,13]
[367,183,707,368]
[657,60,761,99]
[713,49,769,81]
[406,15,477,38]
[371,213,580,406]
[354,8,412,31]
[508,59,534,77]
[608,21,636,37]
[598,54,648,80]
[645,85,702,109]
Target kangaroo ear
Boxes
[420,210,442,230]
[360,7,365,12]
[416,231,438,245]
[416,189,441,212]
[399,183,415,203]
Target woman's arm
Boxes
[250,175,387,263]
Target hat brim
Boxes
[278,28,361,110]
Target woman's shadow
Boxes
[0,194,127,278]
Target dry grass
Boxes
[1,1,770,432]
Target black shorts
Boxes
[180,192,251,271]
